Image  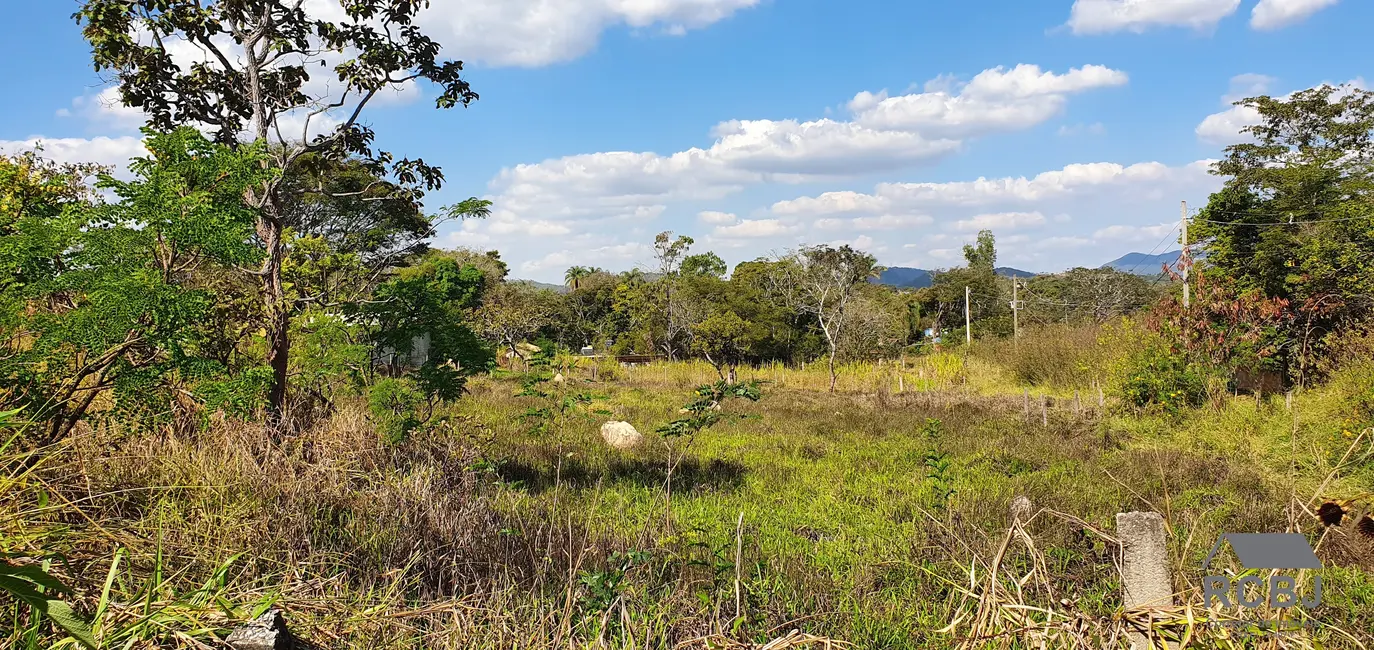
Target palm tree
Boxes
[565,266,592,290]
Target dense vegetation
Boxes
[2,2,1373,647]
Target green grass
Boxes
[4,348,1373,648]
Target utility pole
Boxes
[1181,200,1190,309]
[965,285,972,346]
[1011,279,1022,343]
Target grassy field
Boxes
[4,343,1374,648]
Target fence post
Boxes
[1041,395,1048,428]
[1023,389,1030,421]
[1116,512,1173,650]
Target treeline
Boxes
[3,4,1372,439]
[0,129,1161,440]
[513,230,1161,376]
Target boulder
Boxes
[600,421,643,450]
[226,609,292,650]
[552,373,566,384]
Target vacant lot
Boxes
[5,358,1374,648]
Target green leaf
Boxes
[0,561,71,593]
[42,599,98,649]
[0,575,96,648]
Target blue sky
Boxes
[2,0,1370,282]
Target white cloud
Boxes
[826,234,877,250]
[1222,73,1277,103]
[1067,0,1240,34]
[1196,104,1264,145]
[952,211,1047,232]
[1093,222,1176,241]
[1197,75,1366,145]
[413,0,762,67]
[850,65,1127,138]
[1251,0,1340,30]
[57,87,147,131]
[697,210,739,224]
[767,160,1220,271]
[707,118,961,175]
[0,135,147,171]
[713,218,801,238]
[520,242,652,273]
[464,63,1126,279]
[814,214,933,231]
[773,160,1215,216]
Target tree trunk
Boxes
[260,210,291,431]
[828,349,838,393]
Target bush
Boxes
[1117,343,1208,414]
[974,324,1103,388]
[367,378,426,443]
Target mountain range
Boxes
[873,250,1185,289]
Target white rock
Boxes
[600,421,643,450]
[552,373,566,384]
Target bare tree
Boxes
[652,232,695,360]
[768,245,879,392]
[473,283,557,370]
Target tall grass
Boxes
[4,333,1373,648]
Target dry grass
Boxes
[4,344,1374,649]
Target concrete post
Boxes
[1116,512,1172,650]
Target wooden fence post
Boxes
[1041,395,1048,428]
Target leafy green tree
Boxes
[1,129,272,443]
[692,311,755,383]
[924,229,1008,335]
[76,0,485,426]
[559,270,620,349]
[1195,84,1374,379]
[363,253,492,402]
[725,259,818,362]
[564,266,608,290]
[681,252,727,278]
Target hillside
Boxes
[1101,250,1182,276]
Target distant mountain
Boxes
[1102,251,1182,276]
[874,266,1037,289]
[876,267,934,288]
[515,280,569,294]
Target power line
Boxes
[1189,205,1374,225]
[1124,223,1182,276]
[1193,214,1374,226]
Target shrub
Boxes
[974,323,1103,388]
[1117,343,1208,414]
[367,378,426,443]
